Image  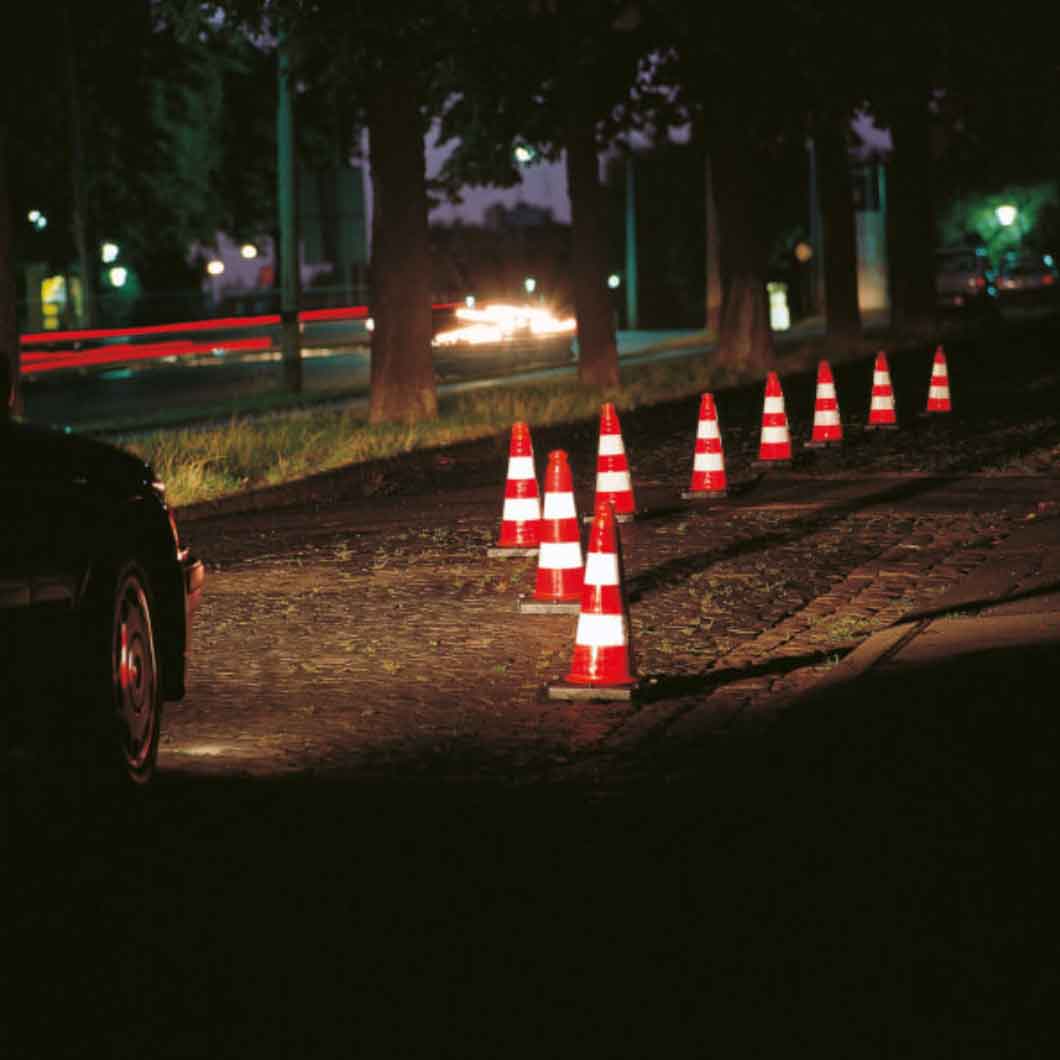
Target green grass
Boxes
[121,326,918,509]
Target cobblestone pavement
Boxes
[167,325,1060,786]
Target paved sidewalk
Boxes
[800,510,1060,708]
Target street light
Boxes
[240,243,258,260]
[28,209,47,231]
[524,276,536,295]
[995,204,1018,227]
[101,242,119,263]
[513,144,536,165]
[206,259,225,276]
[608,273,621,290]
[108,266,128,288]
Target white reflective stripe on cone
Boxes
[595,471,631,493]
[543,493,577,520]
[760,426,790,443]
[583,551,619,586]
[597,434,626,457]
[574,612,627,648]
[538,540,583,569]
[506,456,537,480]
[873,371,890,385]
[929,385,949,398]
[501,497,541,521]
[693,452,724,471]
[817,383,837,398]
[870,396,894,410]
[815,410,841,425]
[697,420,721,440]
[763,396,786,413]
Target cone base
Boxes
[682,489,727,500]
[547,680,637,702]
[487,546,539,557]
[517,597,581,614]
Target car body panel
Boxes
[1,420,202,707]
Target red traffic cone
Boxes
[682,392,728,499]
[805,360,843,447]
[488,421,541,557]
[866,351,898,429]
[549,500,636,701]
[925,346,952,414]
[519,450,583,614]
[753,371,793,467]
[591,403,636,521]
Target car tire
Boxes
[88,561,163,787]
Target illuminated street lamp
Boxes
[608,273,621,289]
[28,209,47,231]
[101,242,119,263]
[995,204,1018,227]
[206,259,225,276]
[524,276,537,295]
[240,243,258,259]
[513,143,537,165]
[108,266,128,288]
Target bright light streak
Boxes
[101,242,119,263]
[108,266,128,288]
[206,259,225,276]
[433,303,576,347]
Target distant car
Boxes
[935,248,997,312]
[996,253,1058,303]
[1,418,204,786]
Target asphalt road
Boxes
[7,314,1060,1058]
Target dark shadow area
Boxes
[900,578,1060,624]
[6,635,1057,1058]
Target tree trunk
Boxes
[886,97,937,332]
[367,64,436,424]
[565,86,619,388]
[0,126,20,419]
[712,129,774,377]
[704,153,722,334]
[816,121,862,344]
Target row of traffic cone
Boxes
[490,346,954,698]
[742,346,952,469]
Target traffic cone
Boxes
[591,402,636,521]
[549,500,637,701]
[753,371,793,467]
[487,421,541,557]
[866,351,898,429]
[925,346,952,414]
[519,450,583,614]
[682,392,728,499]
[805,360,843,447]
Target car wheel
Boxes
[96,563,162,786]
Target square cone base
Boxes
[487,546,539,557]
[681,489,727,500]
[517,596,581,614]
[547,679,638,702]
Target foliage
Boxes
[938,182,1060,263]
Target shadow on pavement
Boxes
[7,634,1057,1058]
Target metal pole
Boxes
[624,151,638,330]
[277,30,302,392]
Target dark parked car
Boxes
[2,403,204,785]
[996,252,1058,304]
[935,247,998,313]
